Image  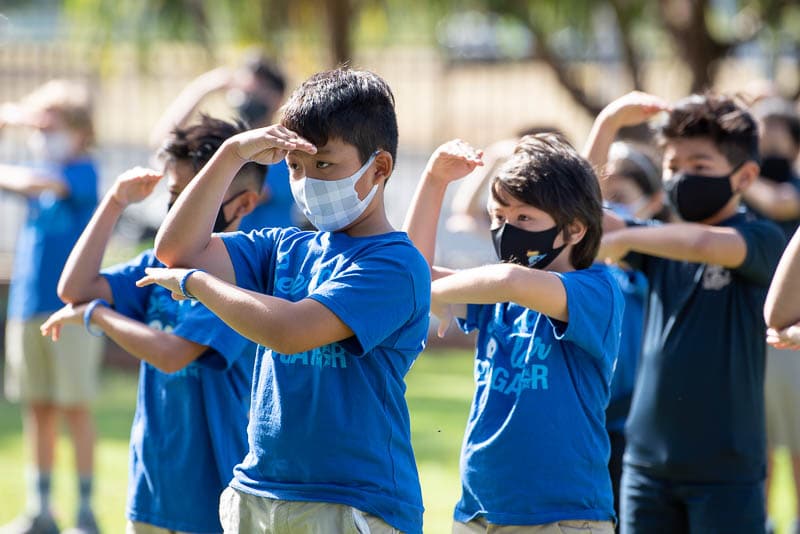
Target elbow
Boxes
[57,278,83,304]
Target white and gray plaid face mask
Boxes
[290,151,380,231]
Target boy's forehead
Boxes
[663,137,725,162]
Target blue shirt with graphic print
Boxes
[101,249,256,533]
[8,158,98,319]
[623,211,785,482]
[220,227,430,534]
[454,264,624,526]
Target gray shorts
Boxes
[765,345,800,452]
[4,315,103,405]
[218,486,400,533]
[453,518,615,534]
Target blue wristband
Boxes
[83,299,110,337]
[179,269,203,299]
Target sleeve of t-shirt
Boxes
[100,251,159,322]
[61,162,98,207]
[172,301,253,371]
[457,303,490,334]
[548,268,622,360]
[733,218,786,285]
[308,244,427,356]
[220,227,285,292]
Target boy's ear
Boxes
[373,151,394,183]
[731,160,759,193]
[234,190,261,218]
[564,220,588,246]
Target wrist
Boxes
[83,299,110,337]
[106,190,129,211]
[179,269,205,299]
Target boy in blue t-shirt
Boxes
[137,69,431,534]
[40,116,264,533]
[0,80,101,534]
[403,136,623,532]
[586,92,786,533]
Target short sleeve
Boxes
[221,227,285,293]
[456,303,488,334]
[100,251,159,321]
[172,300,254,370]
[549,268,623,360]
[308,245,430,355]
[61,161,98,207]
[733,219,786,285]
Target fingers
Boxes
[263,125,317,154]
[437,318,450,338]
[135,275,154,288]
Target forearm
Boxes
[0,164,67,197]
[609,224,746,267]
[58,194,122,303]
[765,227,800,329]
[744,179,800,221]
[90,307,203,373]
[155,142,244,267]
[432,263,568,321]
[402,172,448,267]
[581,112,620,174]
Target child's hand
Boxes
[136,267,192,300]
[598,231,630,264]
[231,124,317,165]
[110,167,163,207]
[767,324,800,350]
[424,139,484,186]
[40,303,88,342]
[431,299,456,338]
[599,91,670,129]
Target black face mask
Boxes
[760,155,794,184]
[168,190,247,233]
[664,169,737,222]
[491,223,566,270]
[236,94,270,127]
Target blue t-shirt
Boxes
[623,212,785,482]
[101,250,256,533]
[220,227,430,534]
[8,158,98,319]
[239,160,297,232]
[454,264,624,526]
[605,265,647,432]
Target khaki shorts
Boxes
[453,518,615,534]
[765,345,800,452]
[219,486,400,533]
[4,315,103,405]
[126,521,194,534]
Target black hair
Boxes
[280,67,399,165]
[490,133,603,270]
[243,53,286,95]
[660,93,759,167]
[159,114,266,191]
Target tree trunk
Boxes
[325,0,353,66]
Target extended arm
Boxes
[0,164,68,197]
[599,223,747,268]
[136,268,353,354]
[41,304,206,373]
[743,178,800,221]
[58,167,163,304]
[432,263,569,322]
[764,227,800,329]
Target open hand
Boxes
[600,91,670,129]
[136,267,192,300]
[424,139,484,186]
[231,124,317,165]
[40,303,88,341]
[110,166,163,207]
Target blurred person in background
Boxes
[742,96,800,534]
[150,51,299,232]
[0,80,101,534]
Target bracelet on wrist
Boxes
[83,298,110,337]
[179,269,204,299]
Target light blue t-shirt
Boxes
[8,158,98,319]
[239,160,297,232]
[454,264,624,526]
[605,265,647,432]
[102,250,256,533]
[220,227,431,534]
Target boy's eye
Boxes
[517,214,530,222]
[315,161,332,169]
[288,162,300,171]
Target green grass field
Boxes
[0,348,796,533]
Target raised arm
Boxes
[599,223,746,268]
[765,226,800,329]
[58,167,163,304]
[402,139,483,279]
[153,124,316,282]
[41,303,207,374]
